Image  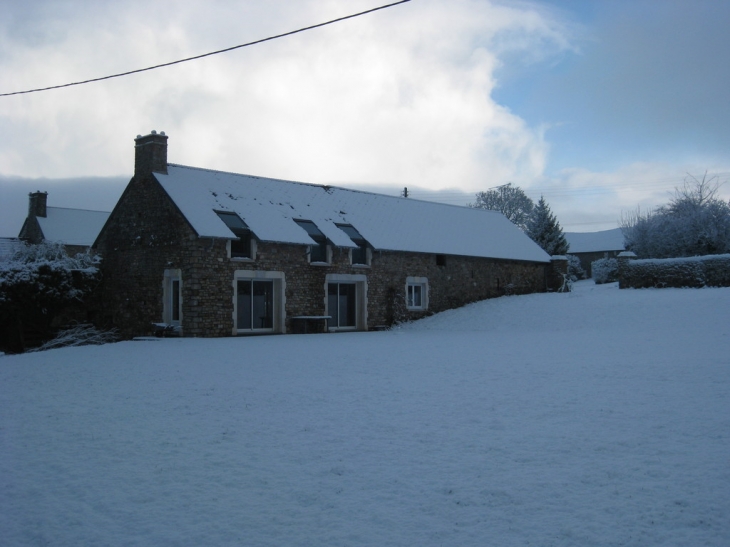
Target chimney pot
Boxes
[28,191,48,218]
[134,130,168,176]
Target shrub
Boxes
[621,254,730,288]
[567,255,586,281]
[27,323,118,352]
[0,242,101,352]
[593,258,618,284]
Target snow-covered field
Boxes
[2,281,729,546]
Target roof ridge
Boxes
[165,163,494,214]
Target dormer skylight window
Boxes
[294,219,329,263]
[216,211,253,259]
[337,224,370,266]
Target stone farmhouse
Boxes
[19,191,110,255]
[565,228,625,278]
[94,131,557,338]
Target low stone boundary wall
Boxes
[619,253,730,289]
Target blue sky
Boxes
[499,0,730,174]
[1,0,728,237]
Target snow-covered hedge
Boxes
[0,242,101,352]
[592,258,618,284]
[621,254,730,288]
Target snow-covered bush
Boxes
[567,255,586,281]
[622,254,730,288]
[0,242,101,352]
[27,323,118,352]
[621,174,730,258]
[592,258,618,284]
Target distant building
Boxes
[94,131,562,338]
[565,228,625,278]
[0,237,23,260]
[18,192,110,255]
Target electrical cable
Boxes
[0,0,411,97]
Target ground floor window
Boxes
[406,276,429,311]
[233,270,285,334]
[237,279,274,329]
[328,282,357,328]
[325,274,367,331]
[162,269,182,327]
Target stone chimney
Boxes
[134,130,168,176]
[28,191,48,218]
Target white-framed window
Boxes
[233,270,286,334]
[325,273,368,331]
[406,276,429,310]
[295,219,331,264]
[216,211,256,261]
[162,269,182,327]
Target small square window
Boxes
[436,254,446,266]
[216,211,253,259]
[295,220,330,264]
[336,224,370,266]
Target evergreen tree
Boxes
[526,196,569,255]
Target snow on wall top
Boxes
[37,207,111,247]
[155,165,551,263]
[565,228,625,254]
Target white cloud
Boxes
[533,163,730,232]
[0,0,571,192]
[8,1,725,239]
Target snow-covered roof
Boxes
[0,237,22,259]
[155,165,551,263]
[37,207,111,247]
[565,228,625,254]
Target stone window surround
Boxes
[348,246,372,268]
[406,276,429,310]
[227,237,257,262]
[307,243,332,265]
[324,273,368,331]
[232,269,286,335]
[162,269,182,327]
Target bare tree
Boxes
[621,173,730,258]
[470,183,535,231]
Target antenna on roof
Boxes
[402,187,409,198]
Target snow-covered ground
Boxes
[2,281,728,546]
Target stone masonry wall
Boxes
[94,174,197,337]
[95,175,548,338]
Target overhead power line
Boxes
[1,0,411,97]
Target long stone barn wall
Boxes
[95,182,547,337]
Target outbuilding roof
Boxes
[155,164,551,263]
[565,228,625,254]
[0,237,23,259]
[37,207,111,247]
